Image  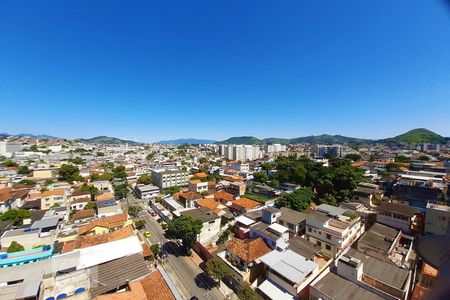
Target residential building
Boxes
[265,144,287,153]
[214,191,235,205]
[352,182,384,207]
[135,184,160,200]
[180,207,221,245]
[305,204,364,258]
[424,201,450,235]
[250,222,289,250]
[28,189,67,210]
[0,245,53,268]
[151,168,189,188]
[226,181,246,196]
[32,169,53,179]
[178,191,203,208]
[97,199,122,217]
[217,237,271,285]
[69,197,91,210]
[376,202,421,233]
[231,197,260,213]
[313,144,343,158]
[0,141,22,157]
[258,249,319,299]
[188,179,208,193]
[278,207,306,237]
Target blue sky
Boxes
[1,0,450,142]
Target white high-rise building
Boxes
[265,144,287,153]
[219,144,263,161]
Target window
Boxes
[317,241,321,247]
[326,233,331,240]
[325,244,331,251]
[308,227,312,232]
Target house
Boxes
[96,192,115,202]
[188,179,208,193]
[278,207,306,237]
[231,197,260,213]
[97,199,122,217]
[77,213,131,236]
[0,188,28,213]
[305,204,364,258]
[0,227,54,249]
[135,184,160,200]
[226,181,246,196]
[180,207,221,245]
[196,198,225,215]
[376,202,421,233]
[70,190,91,201]
[257,249,319,299]
[178,191,203,208]
[214,191,235,205]
[93,180,113,193]
[28,189,67,210]
[0,245,54,268]
[73,209,96,223]
[32,169,53,179]
[69,197,91,210]
[354,222,415,269]
[217,237,271,285]
[250,220,289,250]
[234,215,257,239]
[352,183,384,207]
[249,184,276,198]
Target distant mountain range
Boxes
[0,132,60,139]
[75,136,141,145]
[1,128,448,145]
[218,128,449,145]
[156,138,217,145]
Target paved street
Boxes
[126,196,225,300]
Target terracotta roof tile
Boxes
[214,191,234,202]
[232,197,260,210]
[73,209,95,220]
[197,198,220,213]
[226,238,271,264]
[195,172,208,178]
[78,213,128,235]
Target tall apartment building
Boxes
[313,144,342,158]
[219,144,263,161]
[305,204,364,258]
[151,168,189,189]
[264,144,287,153]
[0,141,23,157]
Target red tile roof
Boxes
[73,209,95,221]
[77,213,128,235]
[231,197,260,211]
[226,238,271,264]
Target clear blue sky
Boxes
[1,0,450,142]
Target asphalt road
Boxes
[127,196,225,300]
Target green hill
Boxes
[219,136,262,144]
[290,134,370,144]
[382,128,445,144]
[76,136,141,145]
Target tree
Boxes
[67,157,85,164]
[1,160,18,167]
[146,152,157,161]
[84,201,97,211]
[7,241,24,253]
[418,155,430,161]
[164,186,180,195]
[58,164,81,182]
[344,153,362,162]
[113,183,129,198]
[29,144,38,152]
[150,243,160,258]
[276,187,313,212]
[137,173,152,185]
[236,283,260,300]
[253,172,268,183]
[17,166,30,175]
[112,165,127,179]
[318,193,338,206]
[217,226,232,245]
[79,184,99,200]
[96,151,105,156]
[166,216,203,253]
[205,257,230,282]
[395,155,411,163]
[135,219,145,230]
[128,205,143,218]
[0,209,31,226]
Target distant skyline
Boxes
[1,1,450,142]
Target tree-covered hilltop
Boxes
[75,136,141,145]
[381,128,446,144]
